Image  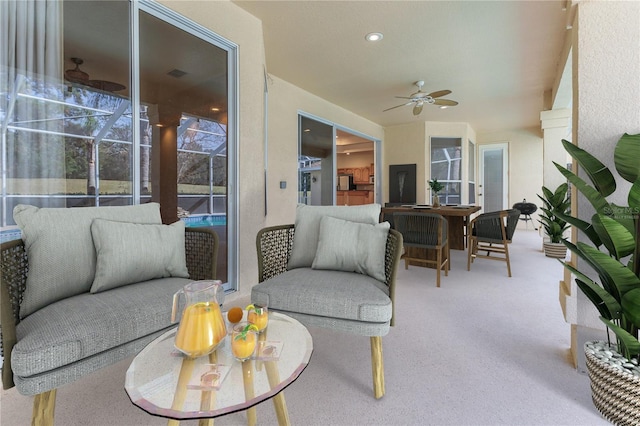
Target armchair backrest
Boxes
[392,212,447,249]
[256,224,403,288]
[471,208,520,243]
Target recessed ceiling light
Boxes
[439,106,448,109]
[365,32,383,42]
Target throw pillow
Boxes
[13,203,162,318]
[287,203,381,270]
[312,216,390,282]
[90,219,189,293]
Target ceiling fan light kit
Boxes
[65,57,126,92]
[383,80,458,116]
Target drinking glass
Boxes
[231,322,257,361]
[248,304,269,333]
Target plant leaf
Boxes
[614,133,640,184]
[600,317,640,359]
[555,210,602,247]
[553,161,611,214]
[575,277,621,320]
[576,242,640,303]
[629,178,640,212]
[592,214,636,260]
[562,139,616,197]
[606,203,636,235]
[622,288,640,329]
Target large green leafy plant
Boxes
[555,133,640,359]
[537,183,571,243]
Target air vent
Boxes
[167,69,187,78]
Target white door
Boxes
[478,143,508,213]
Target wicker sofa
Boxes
[0,203,218,425]
[252,204,402,399]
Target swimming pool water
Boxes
[181,215,227,227]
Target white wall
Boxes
[383,122,426,203]
[384,121,480,206]
[569,0,640,370]
[265,75,384,224]
[338,151,374,169]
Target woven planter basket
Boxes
[585,343,640,425]
[543,241,567,258]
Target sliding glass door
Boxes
[298,113,378,206]
[1,0,237,289]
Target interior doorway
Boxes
[479,143,509,212]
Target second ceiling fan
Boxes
[384,80,458,116]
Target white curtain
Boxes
[1,0,65,218]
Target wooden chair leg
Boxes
[403,246,409,270]
[370,336,385,399]
[467,237,473,270]
[436,248,441,288]
[504,243,512,277]
[445,242,450,276]
[32,389,56,426]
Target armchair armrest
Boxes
[1,239,27,390]
[385,229,403,326]
[256,224,295,282]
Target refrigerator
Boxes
[338,175,353,191]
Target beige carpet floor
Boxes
[1,229,609,425]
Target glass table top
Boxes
[125,311,313,420]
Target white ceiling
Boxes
[232,0,571,134]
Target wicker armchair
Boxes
[0,227,218,425]
[467,209,520,277]
[393,212,449,287]
[254,223,403,398]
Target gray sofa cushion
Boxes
[90,219,189,293]
[13,203,162,318]
[312,216,390,282]
[287,204,381,270]
[251,268,391,323]
[12,277,189,377]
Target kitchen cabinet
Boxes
[336,190,371,206]
[337,166,371,184]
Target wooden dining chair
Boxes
[467,208,520,277]
[392,212,449,287]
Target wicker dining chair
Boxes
[392,212,449,287]
[467,208,520,277]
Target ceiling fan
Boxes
[383,80,458,116]
[65,57,126,92]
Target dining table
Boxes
[381,204,481,250]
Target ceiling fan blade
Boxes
[413,103,424,116]
[383,102,412,112]
[434,99,458,106]
[428,90,452,99]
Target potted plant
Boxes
[537,183,571,258]
[428,178,444,207]
[554,134,640,424]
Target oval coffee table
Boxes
[125,311,313,425]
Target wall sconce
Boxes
[312,176,317,183]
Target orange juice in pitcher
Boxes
[172,280,226,358]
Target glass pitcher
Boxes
[171,280,226,358]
